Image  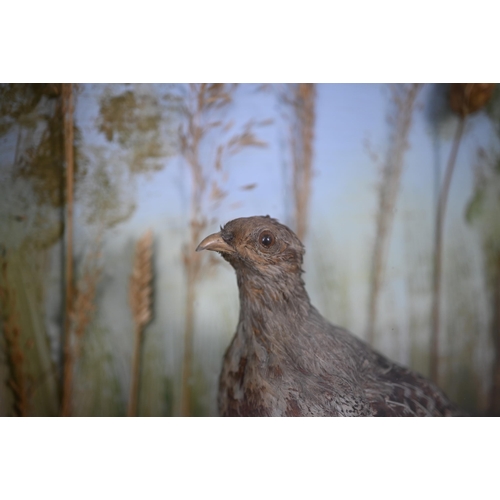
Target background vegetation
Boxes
[0,83,498,416]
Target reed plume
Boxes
[273,84,316,242]
[366,83,423,346]
[128,229,153,417]
[288,83,316,242]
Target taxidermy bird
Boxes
[196,216,465,417]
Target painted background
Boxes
[1,83,498,416]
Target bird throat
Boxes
[234,267,311,342]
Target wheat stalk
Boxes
[61,245,102,416]
[128,229,153,417]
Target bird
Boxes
[196,215,465,417]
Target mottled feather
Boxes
[197,216,465,417]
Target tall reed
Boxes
[282,84,316,242]
[430,83,494,383]
[366,84,423,346]
[61,83,75,416]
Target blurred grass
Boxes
[72,323,124,417]
[1,84,498,416]
[1,248,59,416]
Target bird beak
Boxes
[196,232,234,254]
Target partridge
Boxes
[197,216,465,416]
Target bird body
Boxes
[197,216,464,417]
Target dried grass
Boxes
[61,83,75,416]
[128,230,153,417]
[430,84,495,383]
[0,250,29,416]
[178,83,268,416]
[366,83,423,346]
[290,84,316,242]
[60,244,102,416]
[277,84,316,242]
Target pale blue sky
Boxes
[124,83,493,249]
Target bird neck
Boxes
[235,267,311,321]
[233,268,312,364]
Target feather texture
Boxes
[197,216,465,417]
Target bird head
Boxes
[196,216,305,280]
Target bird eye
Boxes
[259,230,275,248]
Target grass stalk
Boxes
[178,84,266,416]
[0,251,29,416]
[429,117,465,383]
[290,83,316,242]
[366,84,423,345]
[128,230,153,417]
[61,83,75,416]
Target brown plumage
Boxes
[197,216,465,417]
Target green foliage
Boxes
[0,84,48,136]
[465,189,485,224]
[135,325,169,417]
[485,84,500,131]
[16,101,65,207]
[190,365,211,417]
[424,83,456,139]
[99,90,139,144]
[163,376,175,417]
[442,230,490,414]
[0,83,84,209]
[73,324,125,417]
[465,150,500,272]
[446,363,482,415]
[70,84,181,231]
[97,85,179,174]
[80,147,137,228]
